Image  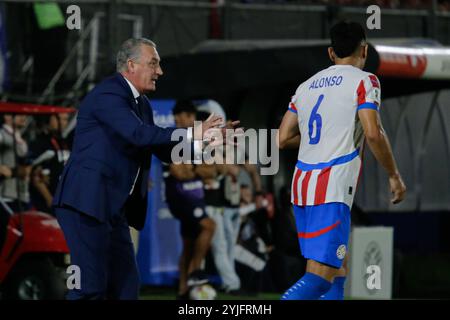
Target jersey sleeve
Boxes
[288,84,303,114]
[356,74,381,112]
[288,92,299,114]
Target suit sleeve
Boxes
[92,93,181,148]
[152,140,202,164]
[152,143,177,163]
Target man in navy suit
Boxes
[53,38,224,300]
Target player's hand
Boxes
[389,174,406,204]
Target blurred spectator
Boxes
[234,184,273,294]
[196,163,244,293]
[0,163,12,254]
[194,107,244,293]
[0,114,31,255]
[0,114,31,212]
[163,100,216,299]
[29,113,71,213]
[221,161,263,294]
[220,164,242,293]
[266,186,306,292]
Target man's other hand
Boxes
[389,174,406,204]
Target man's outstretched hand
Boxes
[200,113,224,134]
[204,118,243,147]
[194,114,243,147]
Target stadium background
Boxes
[0,0,449,299]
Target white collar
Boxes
[123,76,140,100]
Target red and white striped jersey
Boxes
[288,64,381,208]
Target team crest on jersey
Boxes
[336,245,347,260]
[367,87,381,105]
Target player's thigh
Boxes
[292,205,307,253]
[300,203,351,270]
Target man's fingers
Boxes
[391,194,400,204]
[207,117,224,129]
[391,188,405,204]
[205,112,215,122]
[226,120,240,129]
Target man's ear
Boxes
[328,47,335,63]
[362,44,368,59]
[127,59,135,73]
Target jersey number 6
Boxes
[308,94,324,145]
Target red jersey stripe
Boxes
[292,169,302,205]
[314,167,332,205]
[369,75,380,88]
[357,80,366,106]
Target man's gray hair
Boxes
[116,38,156,72]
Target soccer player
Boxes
[277,21,406,300]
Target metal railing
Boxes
[38,12,102,105]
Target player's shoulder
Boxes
[358,70,381,89]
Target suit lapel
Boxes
[115,73,146,119]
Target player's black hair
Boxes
[172,99,197,115]
[330,20,366,58]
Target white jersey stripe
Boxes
[306,170,320,205]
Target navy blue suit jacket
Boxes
[53,73,182,230]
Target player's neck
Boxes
[334,57,363,69]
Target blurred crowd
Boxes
[0,113,72,211]
[0,112,72,251]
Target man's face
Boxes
[127,45,163,93]
[49,114,69,132]
[174,112,196,128]
[14,115,28,128]
[4,115,28,129]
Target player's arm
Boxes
[357,74,406,204]
[358,107,406,204]
[277,110,300,149]
[281,134,301,149]
[169,163,196,181]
